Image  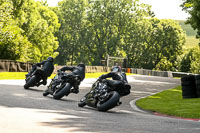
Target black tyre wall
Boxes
[195,75,200,98]
[181,75,197,98]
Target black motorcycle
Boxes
[24,67,44,89]
[78,79,121,112]
[43,71,81,99]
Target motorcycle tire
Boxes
[97,91,120,112]
[53,83,72,100]
[78,96,87,107]
[24,76,37,89]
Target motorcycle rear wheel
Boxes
[53,83,72,99]
[97,91,120,112]
[24,76,37,89]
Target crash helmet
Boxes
[111,66,122,72]
[78,63,85,68]
[47,56,54,62]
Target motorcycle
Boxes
[24,66,44,89]
[43,71,81,99]
[78,79,121,112]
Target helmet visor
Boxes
[112,67,119,72]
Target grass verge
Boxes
[136,86,200,119]
[0,72,133,80]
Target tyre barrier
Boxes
[195,75,200,98]
[181,75,197,99]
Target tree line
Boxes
[0,0,199,73]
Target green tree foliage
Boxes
[152,19,186,71]
[55,0,86,65]
[0,0,30,61]
[13,0,60,62]
[180,46,200,74]
[55,0,154,65]
[0,0,60,62]
[84,0,138,65]
[54,0,186,71]
[122,18,185,71]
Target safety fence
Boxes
[54,65,111,73]
[0,60,111,73]
[0,59,33,72]
[126,68,191,78]
[0,59,190,77]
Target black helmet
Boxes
[78,63,85,68]
[47,56,54,62]
[111,66,121,72]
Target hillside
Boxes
[177,20,197,36]
[177,20,199,48]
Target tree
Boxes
[0,0,60,62]
[0,0,30,61]
[16,0,60,62]
[152,19,186,71]
[180,46,200,74]
[55,0,87,65]
[83,0,147,65]
[123,18,186,71]
[121,1,154,68]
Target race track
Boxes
[0,75,199,133]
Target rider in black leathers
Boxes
[58,63,85,93]
[98,66,131,97]
[26,57,54,86]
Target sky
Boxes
[42,0,189,20]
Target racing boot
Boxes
[117,101,122,106]
[71,84,79,94]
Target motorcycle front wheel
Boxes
[97,91,120,112]
[53,83,72,99]
[78,96,87,107]
[43,89,50,96]
[24,76,37,89]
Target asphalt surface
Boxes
[0,75,200,133]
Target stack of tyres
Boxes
[195,75,200,98]
[181,75,197,99]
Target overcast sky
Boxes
[41,0,189,20]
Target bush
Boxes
[180,46,200,74]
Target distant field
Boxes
[177,20,199,48]
[185,36,199,48]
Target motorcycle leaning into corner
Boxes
[78,79,121,112]
[24,66,45,89]
[43,70,81,99]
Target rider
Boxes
[58,63,85,94]
[98,66,131,97]
[26,56,54,86]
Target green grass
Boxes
[0,72,133,80]
[136,86,200,119]
[0,72,28,80]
